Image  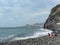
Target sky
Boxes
[0,0,60,27]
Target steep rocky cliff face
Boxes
[44,4,60,30]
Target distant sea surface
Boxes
[0,27,52,42]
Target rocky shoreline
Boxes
[0,35,60,45]
[1,4,60,45]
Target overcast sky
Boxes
[0,0,60,27]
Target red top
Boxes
[48,33,50,36]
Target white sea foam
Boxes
[0,28,53,42]
[12,28,53,41]
[0,34,15,40]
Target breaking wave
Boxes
[0,28,53,42]
[11,28,53,41]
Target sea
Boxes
[0,26,52,42]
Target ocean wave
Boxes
[12,28,53,41]
[34,28,52,36]
[0,34,15,40]
[0,34,15,42]
[0,28,53,42]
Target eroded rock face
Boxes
[44,4,60,30]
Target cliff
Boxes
[44,4,60,30]
[1,4,60,45]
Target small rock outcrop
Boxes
[44,4,60,30]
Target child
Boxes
[48,33,50,37]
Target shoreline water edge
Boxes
[1,34,60,45]
[0,28,54,45]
